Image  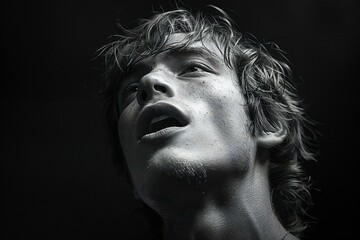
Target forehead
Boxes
[166,33,224,56]
[133,33,226,68]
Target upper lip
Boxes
[136,101,190,140]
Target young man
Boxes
[99,6,314,240]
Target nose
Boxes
[136,70,175,106]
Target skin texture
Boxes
[117,34,294,240]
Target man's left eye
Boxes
[180,64,211,76]
[183,66,203,73]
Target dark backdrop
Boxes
[2,0,359,239]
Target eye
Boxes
[179,62,212,77]
[123,82,139,99]
[182,66,203,74]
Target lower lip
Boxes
[139,126,186,143]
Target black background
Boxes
[1,0,359,239]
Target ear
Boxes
[257,129,287,148]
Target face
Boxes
[117,34,257,206]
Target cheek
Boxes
[118,103,139,153]
[200,82,252,148]
[204,82,247,122]
[117,113,141,186]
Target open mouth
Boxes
[136,102,190,140]
[149,115,184,134]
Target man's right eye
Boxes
[123,83,139,99]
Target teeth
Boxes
[150,115,169,125]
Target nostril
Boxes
[154,85,167,93]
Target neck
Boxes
[161,161,289,240]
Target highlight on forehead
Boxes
[128,43,225,75]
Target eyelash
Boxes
[179,62,213,76]
[122,82,139,100]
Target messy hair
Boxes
[98,6,315,237]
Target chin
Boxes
[147,152,208,183]
[135,160,208,216]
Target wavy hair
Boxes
[97,6,315,237]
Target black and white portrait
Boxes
[2,1,359,239]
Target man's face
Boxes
[117,34,256,204]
